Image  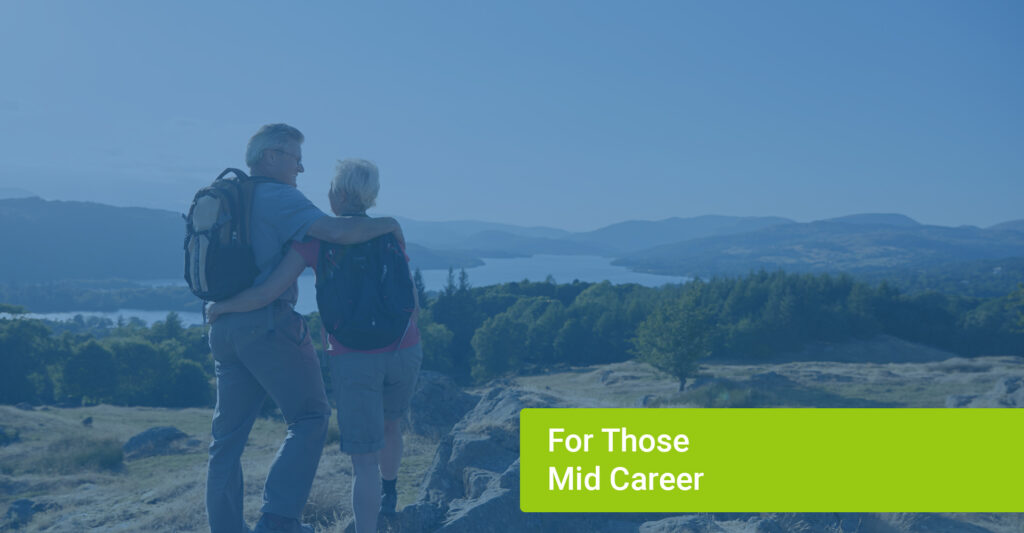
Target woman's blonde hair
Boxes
[330,158,380,212]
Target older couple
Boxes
[205,124,421,533]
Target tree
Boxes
[0,303,27,314]
[413,268,428,308]
[430,280,483,383]
[107,338,174,405]
[63,339,118,404]
[524,299,566,366]
[0,318,50,403]
[633,285,718,390]
[165,359,214,407]
[444,267,456,297]
[471,314,527,382]
[1012,284,1024,334]
[553,318,588,365]
[148,312,184,343]
[420,321,455,375]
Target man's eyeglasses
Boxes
[271,149,302,165]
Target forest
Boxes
[2,269,1022,407]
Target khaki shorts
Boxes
[329,343,422,455]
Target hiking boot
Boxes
[380,491,398,515]
[253,512,315,533]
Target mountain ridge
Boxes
[2,197,1022,284]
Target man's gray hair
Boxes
[331,159,380,211]
[245,123,305,168]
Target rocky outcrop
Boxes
[365,382,1002,532]
[0,425,19,446]
[408,371,480,439]
[418,387,560,524]
[372,387,651,532]
[882,513,996,533]
[122,426,199,460]
[3,499,57,530]
[634,512,998,533]
[946,376,1024,407]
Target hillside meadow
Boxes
[0,405,437,532]
[3,347,1024,532]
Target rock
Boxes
[946,377,1024,408]
[383,382,1005,533]
[426,388,561,503]
[122,426,190,460]
[636,394,657,407]
[748,513,866,533]
[748,372,798,390]
[81,416,93,427]
[640,513,882,533]
[0,476,26,496]
[945,394,975,408]
[0,426,20,447]
[639,515,728,532]
[399,387,656,532]
[5,499,36,527]
[14,403,33,411]
[463,468,496,499]
[408,370,480,439]
[683,375,730,391]
[883,513,996,533]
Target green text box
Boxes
[520,408,1024,512]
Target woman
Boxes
[208,158,421,533]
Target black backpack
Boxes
[316,233,415,350]
[183,168,274,301]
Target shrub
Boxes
[43,436,124,474]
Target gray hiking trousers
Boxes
[206,302,330,533]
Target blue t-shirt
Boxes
[250,180,327,306]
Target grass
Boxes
[39,437,124,474]
[0,426,19,447]
[0,405,440,532]
[513,354,1024,409]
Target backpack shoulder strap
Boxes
[216,168,249,181]
[214,168,277,185]
[216,169,277,248]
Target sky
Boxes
[0,1,1020,232]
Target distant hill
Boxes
[405,243,484,270]
[615,219,1024,278]
[856,257,1024,298]
[0,188,36,199]
[395,217,571,249]
[398,215,796,258]
[6,197,1022,288]
[0,198,484,283]
[989,219,1024,233]
[565,215,795,254]
[0,197,185,283]
[446,230,613,257]
[820,213,921,228]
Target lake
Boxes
[13,255,688,327]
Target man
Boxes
[206,124,403,533]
